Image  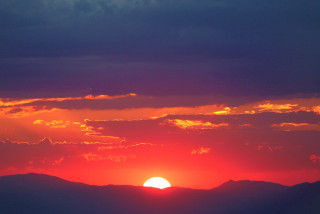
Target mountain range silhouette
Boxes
[0,173,319,214]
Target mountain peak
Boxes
[213,179,288,194]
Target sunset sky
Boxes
[1,0,320,189]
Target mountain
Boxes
[0,173,320,214]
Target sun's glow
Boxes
[143,177,171,189]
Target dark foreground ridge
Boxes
[0,173,320,214]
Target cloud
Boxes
[1,93,320,122]
[255,102,298,113]
[81,153,105,162]
[191,147,211,155]
[271,123,320,132]
[312,106,320,115]
[310,154,320,163]
[54,141,121,145]
[83,111,320,143]
[33,120,72,128]
[239,124,253,128]
[0,136,137,171]
[32,119,123,144]
[1,106,59,118]
[2,107,320,183]
[0,138,64,170]
[80,153,135,162]
[107,154,135,162]
[165,119,229,130]
[0,93,136,108]
[257,145,283,152]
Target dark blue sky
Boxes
[0,0,319,98]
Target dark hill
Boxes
[214,179,287,192]
[0,173,319,214]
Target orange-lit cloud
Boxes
[239,124,253,127]
[54,141,120,145]
[1,104,228,120]
[191,147,211,155]
[32,119,122,141]
[233,97,320,116]
[212,107,231,115]
[271,123,320,132]
[0,93,137,107]
[81,153,135,162]
[312,106,320,115]
[166,119,229,130]
[0,93,137,118]
[7,137,54,146]
[255,102,298,113]
[33,120,72,128]
[1,95,320,122]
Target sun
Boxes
[143,177,171,189]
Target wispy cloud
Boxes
[271,123,320,132]
[0,93,137,108]
[1,106,60,118]
[257,145,283,152]
[32,119,122,141]
[255,102,298,113]
[80,153,135,162]
[191,147,211,155]
[33,120,73,128]
[165,119,229,130]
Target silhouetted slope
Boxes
[281,181,320,214]
[0,173,85,188]
[214,179,288,193]
[0,173,320,214]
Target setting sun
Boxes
[143,177,171,189]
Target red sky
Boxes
[1,94,320,189]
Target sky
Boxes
[0,0,320,189]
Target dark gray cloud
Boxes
[0,0,319,97]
